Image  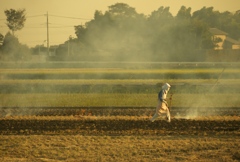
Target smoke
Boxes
[0,4,239,120]
[184,94,209,119]
[182,67,240,119]
[57,4,203,63]
[0,107,35,118]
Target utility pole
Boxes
[68,35,72,56]
[46,12,49,56]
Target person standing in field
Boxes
[150,83,171,122]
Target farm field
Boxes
[0,116,240,161]
[1,135,240,161]
[0,62,240,161]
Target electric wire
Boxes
[48,14,91,20]
[26,14,44,18]
[0,13,90,46]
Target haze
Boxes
[0,0,239,47]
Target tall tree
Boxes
[74,3,147,61]
[4,9,26,35]
[148,6,173,26]
[108,3,138,18]
[176,6,191,20]
[1,32,30,61]
[192,7,220,27]
[191,19,209,49]
[1,32,20,60]
[147,6,173,60]
[74,25,87,42]
[220,11,240,39]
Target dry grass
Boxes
[1,114,239,161]
[1,135,240,162]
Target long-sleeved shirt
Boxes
[158,89,168,103]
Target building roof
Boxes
[209,28,228,35]
[225,37,240,45]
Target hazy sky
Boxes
[0,0,240,47]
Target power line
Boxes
[48,22,78,25]
[1,13,91,20]
[23,22,77,28]
[24,26,74,29]
[0,14,44,20]
[26,14,44,18]
[0,13,88,47]
[24,26,46,28]
[48,14,91,20]
[48,26,74,28]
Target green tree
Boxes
[201,30,218,49]
[74,3,146,61]
[192,7,220,27]
[147,6,174,61]
[74,25,87,43]
[72,3,240,62]
[220,11,240,40]
[148,6,173,27]
[1,32,20,60]
[1,32,30,61]
[191,19,209,49]
[191,7,221,50]
[108,3,138,18]
[176,6,191,20]
[4,9,26,35]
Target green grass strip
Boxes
[0,93,239,108]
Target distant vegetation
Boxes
[1,3,240,61]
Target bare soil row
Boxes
[0,117,239,136]
[1,107,239,117]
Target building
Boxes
[209,28,240,50]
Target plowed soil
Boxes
[0,116,239,136]
[1,108,240,162]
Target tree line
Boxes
[1,3,240,62]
